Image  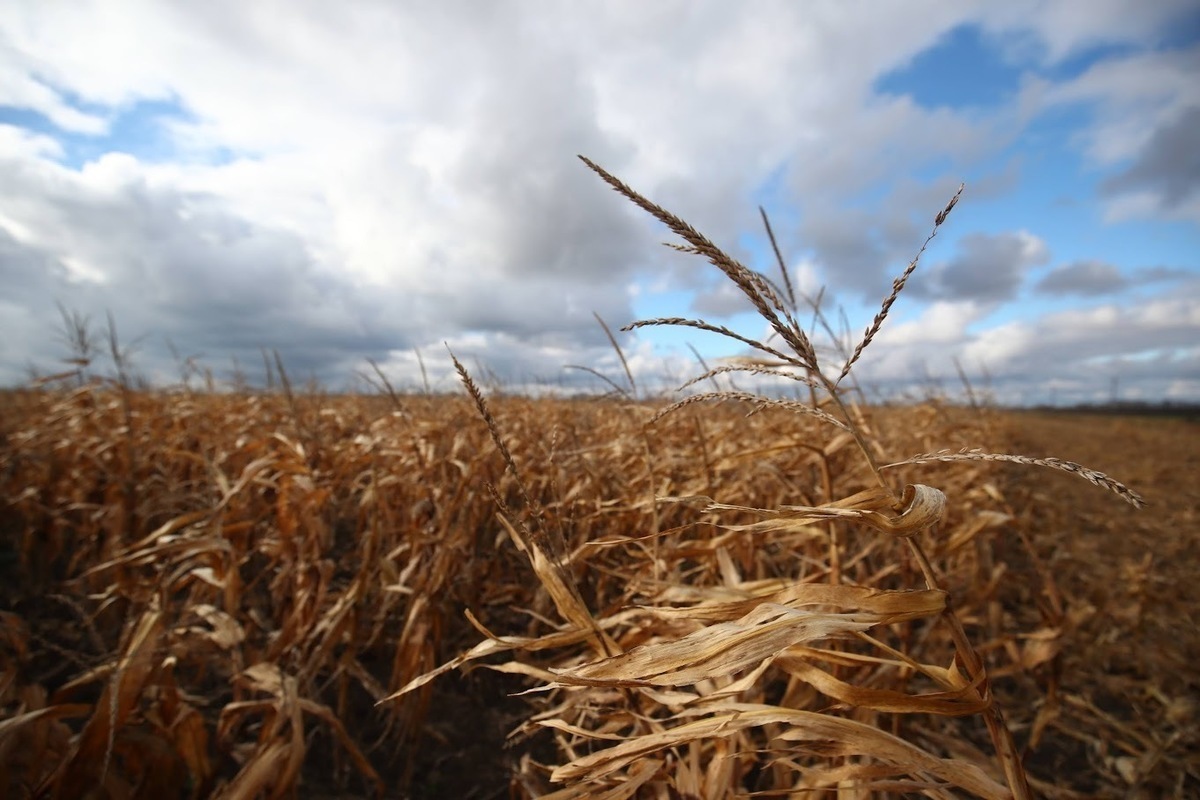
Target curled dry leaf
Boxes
[543,581,946,688]
[666,483,946,538]
[548,603,879,688]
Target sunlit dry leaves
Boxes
[536,758,661,800]
[550,703,1010,798]
[0,377,1174,798]
[667,483,947,539]
[775,654,988,716]
[547,599,932,689]
[647,582,946,624]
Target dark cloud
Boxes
[797,207,893,296]
[0,227,60,302]
[1102,105,1200,211]
[0,156,654,392]
[793,202,936,303]
[782,173,985,304]
[915,231,1050,302]
[1136,265,1195,283]
[1035,259,1126,295]
[689,279,758,318]
[1035,261,1196,296]
[0,156,421,386]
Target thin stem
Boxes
[906,538,1032,799]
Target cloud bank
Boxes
[1,0,1197,404]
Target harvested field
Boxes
[1,386,1194,798]
[992,411,1199,796]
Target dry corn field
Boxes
[2,160,1197,799]
[1,385,1198,799]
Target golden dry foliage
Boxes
[0,384,1194,797]
[0,159,1192,799]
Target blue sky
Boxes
[871,27,1196,331]
[1,1,1198,404]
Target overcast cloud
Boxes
[1101,104,1200,212]
[915,231,1051,302]
[1,0,1197,403]
[1035,260,1128,296]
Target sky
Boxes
[1,1,1198,406]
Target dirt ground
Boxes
[992,411,1199,796]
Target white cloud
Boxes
[960,288,1200,382]
[1062,47,1198,157]
[0,1,1195,402]
[1026,44,1200,221]
[0,123,63,160]
[835,279,1200,405]
[880,301,988,347]
[0,74,107,134]
[978,0,1197,64]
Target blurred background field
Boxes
[1,385,1195,798]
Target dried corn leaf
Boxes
[191,604,245,650]
[537,758,661,800]
[670,484,946,538]
[552,703,1010,798]
[49,602,163,798]
[648,583,946,624]
[776,654,989,716]
[215,739,295,800]
[383,618,596,701]
[549,602,895,688]
[0,703,91,743]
